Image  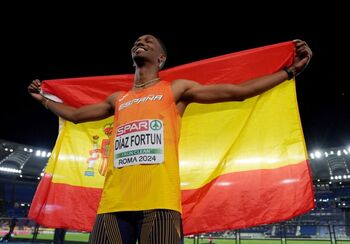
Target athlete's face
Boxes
[131,35,165,68]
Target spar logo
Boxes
[150,120,162,130]
[117,120,149,136]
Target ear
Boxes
[158,55,167,69]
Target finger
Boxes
[30,82,41,91]
[293,40,308,50]
[29,83,37,89]
[300,56,310,67]
[296,44,312,54]
[32,80,40,87]
[296,46,307,54]
[28,85,38,93]
[295,48,307,58]
[295,41,307,48]
[29,83,39,90]
[296,56,311,72]
[306,54,312,64]
[33,79,41,86]
[28,87,36,93]
[297,48,313,59]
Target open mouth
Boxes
[134,47,147,54]
[136,47,146,52]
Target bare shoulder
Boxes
[106,91,123,108]
[171,78,199,88]
[171,79,200,102]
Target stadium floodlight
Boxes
[4,148,8,151]
[337,150,341,156]
[325,152,329,157]
[35,150,41,156]
[41,151,46,157]
[344,149,348,155]
[330,176,334,180]
[310,153,315,159]
[37,177,40,180]
[317,179,320,182]
[329,181,332,184]
[344,175,348,179]
[330,151,334,155]
[315,151,322,158]
[335,176,339,180]
[47,152,51,157]
[339,175,343,179]
[29,149,33,153]
[40,172,44,176]
[24,148,27,152]
[0,167,21,174]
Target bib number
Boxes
[114,119,164,168]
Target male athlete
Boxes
[28,34,312,243]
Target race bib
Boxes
[114,119,164,168]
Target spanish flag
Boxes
[28,41,314,234]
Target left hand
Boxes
[291,39,313,76]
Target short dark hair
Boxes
[152,35,167,57]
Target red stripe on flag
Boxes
[41,42,294,107]
[181,161,315,235]
[29,174,101,231]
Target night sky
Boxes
[1,8,349,153]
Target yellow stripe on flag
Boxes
[179,79,308,189]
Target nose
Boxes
[135,39,146,48]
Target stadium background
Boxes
[1,140,349,243]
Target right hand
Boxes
[28,79,44,102]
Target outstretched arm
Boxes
[28,79,118,123]
[177,40,312,104]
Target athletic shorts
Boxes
[89,209,184,244]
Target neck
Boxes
[134,77,160,88]
[133,65,160,88]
